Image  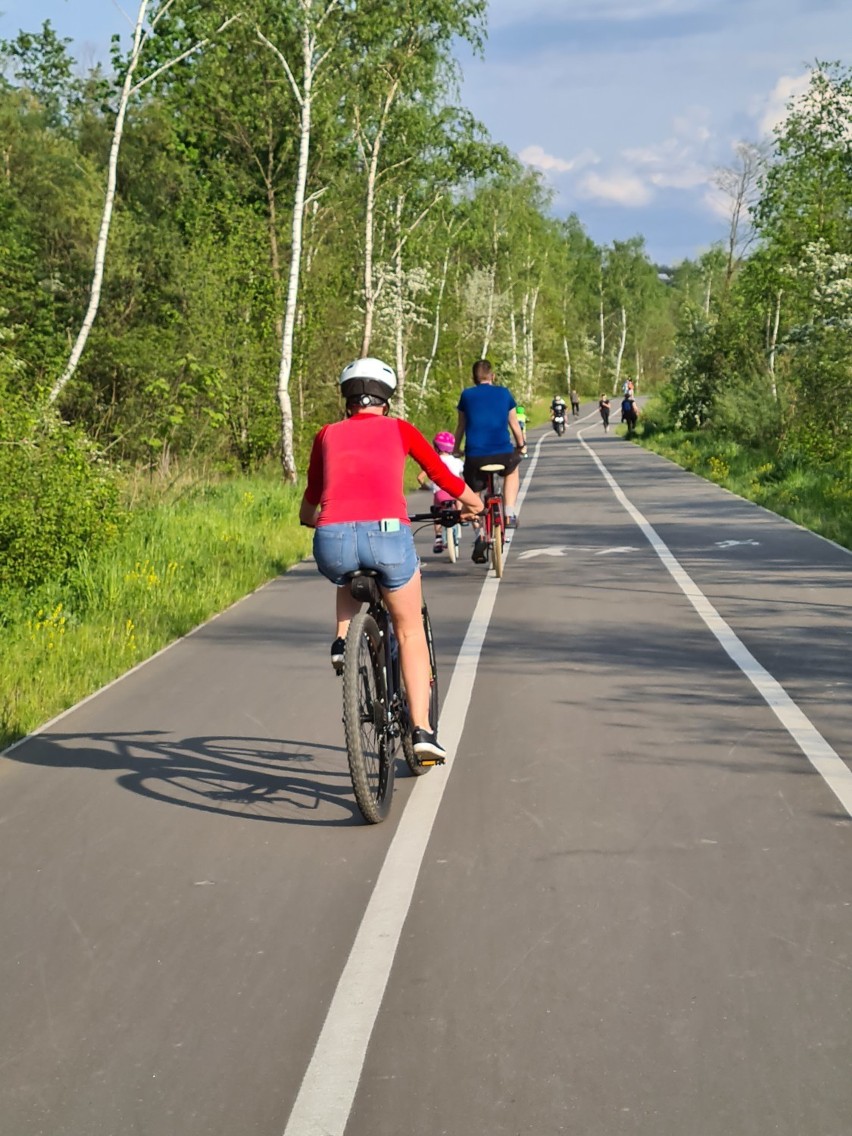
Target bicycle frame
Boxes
[348,574,405,742]
[481,470,505,548]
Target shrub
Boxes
[0,378,122,595]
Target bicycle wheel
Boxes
[402,603,440,777]
[446,523,459,563]
[491,522,503,577]
[343,612,394,823]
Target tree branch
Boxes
[131,14,242,95]
[255,26,303,107]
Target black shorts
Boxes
[463,451,522,493]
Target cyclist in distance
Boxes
[621,394,639,435]
[454,359,526,539]
[515,404,528,447]
[417,431,464,553]
[299,357,483,760]
[550,393,567,419]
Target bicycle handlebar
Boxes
[408,509,462,527]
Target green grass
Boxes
[631,414,852,552]
[0,473,312,749]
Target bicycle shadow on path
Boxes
[6,730,377,827]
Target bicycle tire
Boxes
[446,523,459,563]
[491,522,504,577]
[402,603,440,777]
[343,612,394,823]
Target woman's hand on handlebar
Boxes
[459,500,484,522]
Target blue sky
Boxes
[2,0,851,264]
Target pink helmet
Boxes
[433,431,455,453]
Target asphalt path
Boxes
[1,404,850,1135]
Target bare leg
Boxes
[381,571,432,731]
[503,466,521,513]
[335,586,361,639]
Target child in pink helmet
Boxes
[418,432,464,553]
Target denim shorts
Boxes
[313,522,420,591]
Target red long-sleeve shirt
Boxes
[305,413,466,527]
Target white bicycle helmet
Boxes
[339,357,397,404]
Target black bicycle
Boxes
[341,510,455,824]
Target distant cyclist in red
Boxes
[299,357,483,761]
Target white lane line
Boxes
[577,427,852,817]
[281,435,546,1136]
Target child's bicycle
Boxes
[432,503,462,563]
[340,509,456,824]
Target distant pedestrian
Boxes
[570,389,580,417]
[599,395,610,432]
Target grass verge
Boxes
[0,473,311,750]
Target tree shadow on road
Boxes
[5,730,398,827]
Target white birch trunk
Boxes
[481,263,496,358]
[275,16,314,481]
[520,291,529,399]
[613,305,627,394]
[49,3,238,404]
[563,337,571,386]
[418,247,449,411]
[49,0,151,404]
[510,309,518,374]
[528,286,539,400]
[359,79,400,358]
[260,0,339,480]
[768,289,782,401]
[392,195,406,416]
[598,271,606,371]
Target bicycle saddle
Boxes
[347,570,381,604]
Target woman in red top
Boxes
[299,357,483,761]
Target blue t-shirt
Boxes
[457,384,516,457]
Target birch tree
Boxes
[344,0,487,357]
[713,140,765,287]
[256,0,342,480]
[48,1,238,405]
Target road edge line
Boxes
[577,427,852,817]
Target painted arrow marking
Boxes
[595,546,640,556]
[517,546,572,560]
[715,539,760,548]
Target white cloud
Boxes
[577,170,653,207]
[519,144,599,174]
[754,72,810,136]
[620,109,715,191]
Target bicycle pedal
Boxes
[417,755,446,767]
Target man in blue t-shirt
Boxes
[454,359,526,529]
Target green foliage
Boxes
[660,61,852,496]
[1,2,675,467]
[0,374,122,596]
